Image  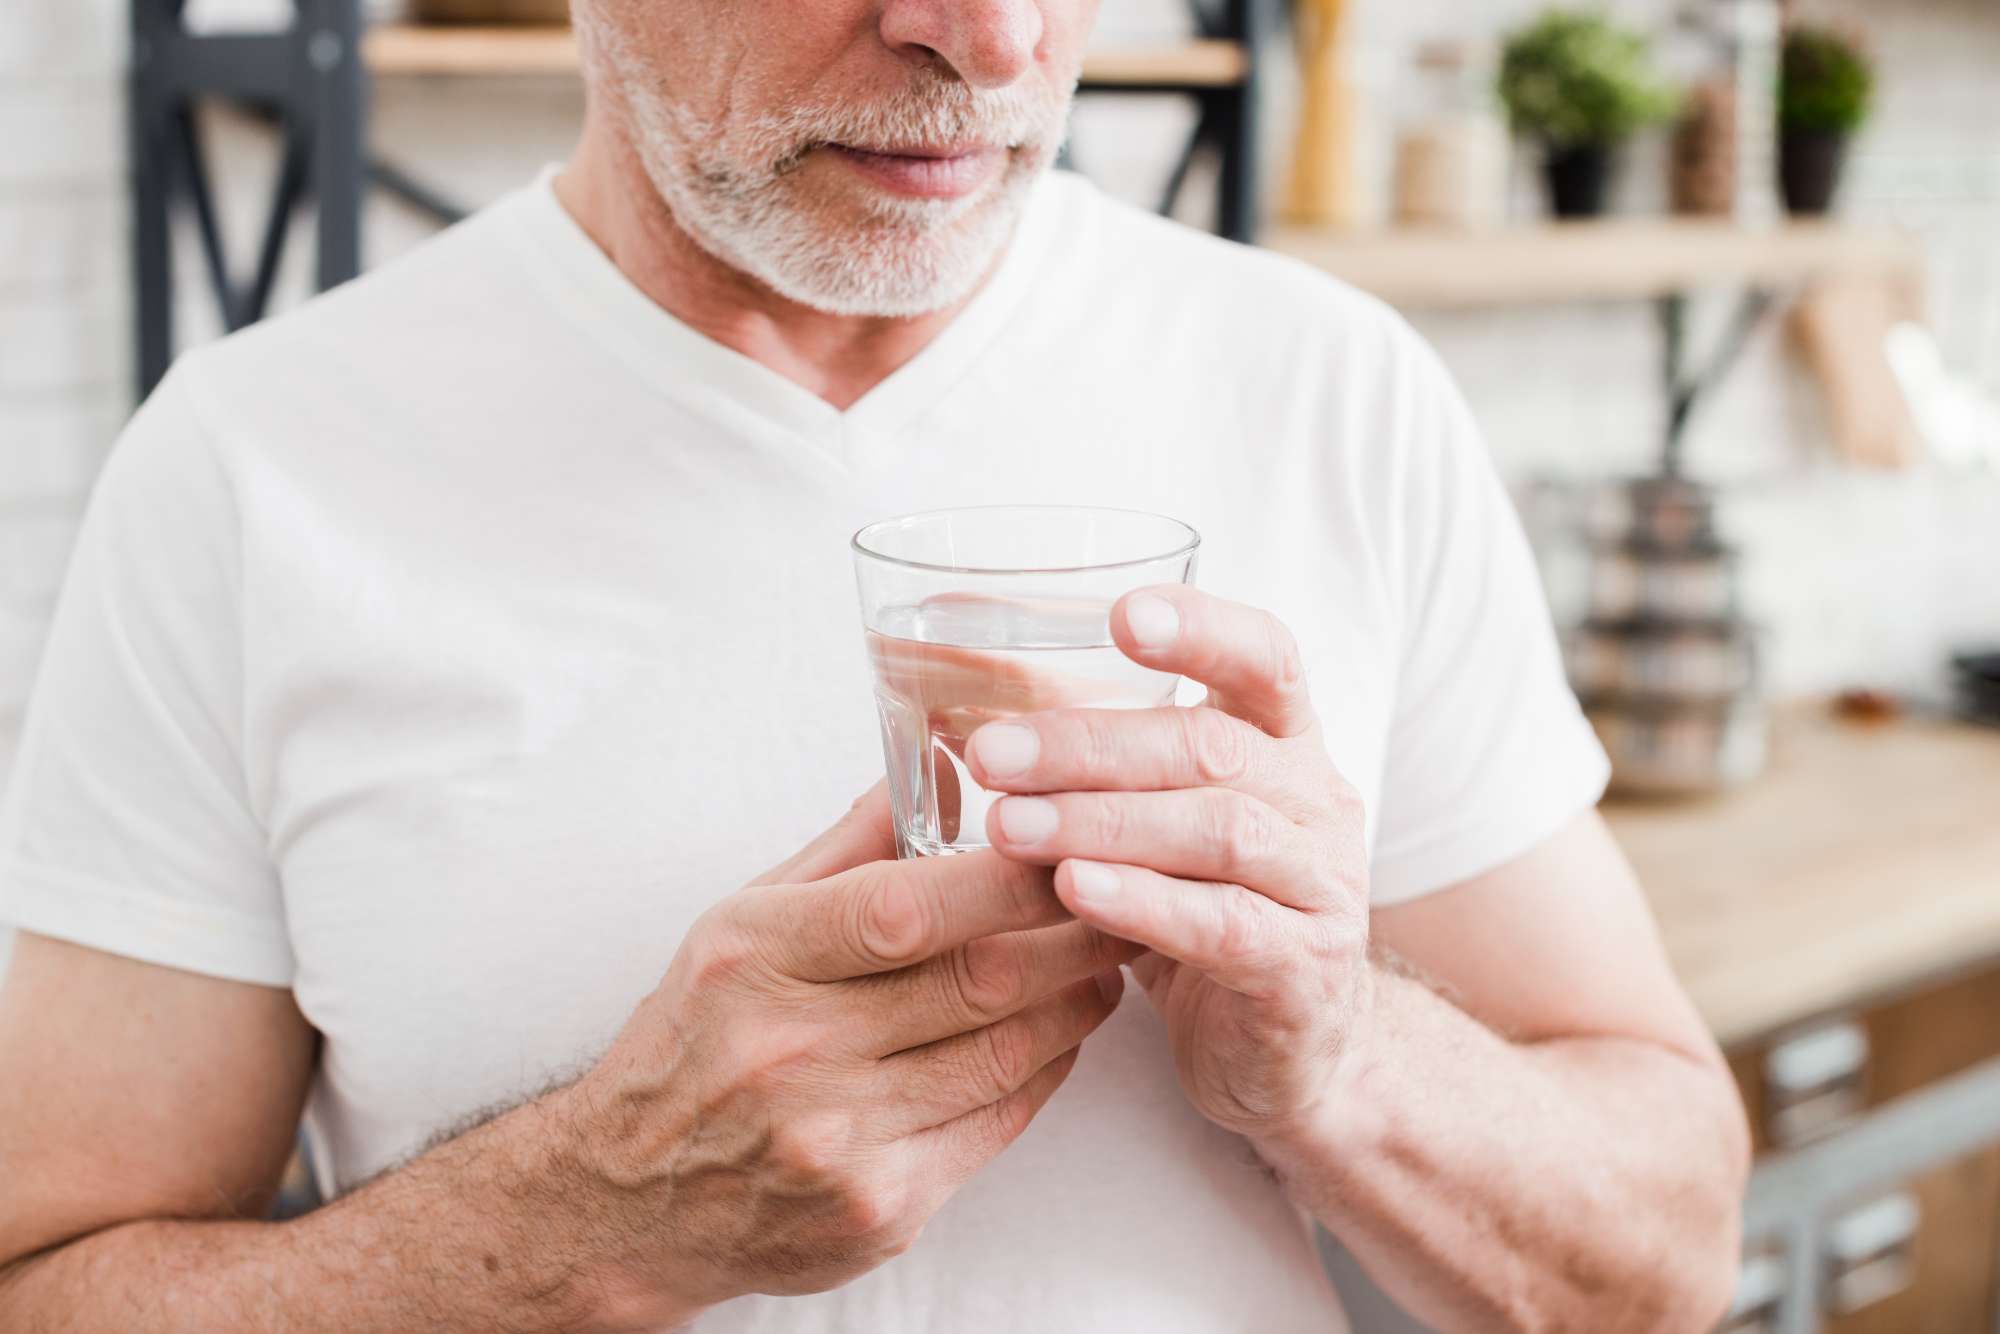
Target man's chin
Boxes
[684,153,1042,318]
[763,243,993,319]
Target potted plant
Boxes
[1778,25,1874,215]
[1498,9,1678,219]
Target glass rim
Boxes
[851,504,1202,577]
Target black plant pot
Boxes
[1780,128,1850,216]
[1544,143,1616,219]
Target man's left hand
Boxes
[965,587,1372,1143]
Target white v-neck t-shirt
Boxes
[2,166,1607,1332]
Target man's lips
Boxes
[821,143,1007,200]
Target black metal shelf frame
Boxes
[127,0,1274,402]
[130,0,362,399]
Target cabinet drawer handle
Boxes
[1822,1192,1920,1315]
[1765,1019,1868,1147]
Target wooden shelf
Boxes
[363,22,579,76]
[361,24,1248,88]
[1266,218,1924,308]
[1607,706,2000,1048]
[1079,39,1249,87]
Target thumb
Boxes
[749,779,897,886]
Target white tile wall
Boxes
[0,2,123,970]
[0,190,123,292]
[0,295,125,396]
[0,2,125,77]
[3,397,122,499]
[0,80,123,189]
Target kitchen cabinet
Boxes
[1610,706,2000,1334]
[1818,1143,2000,1334]
[1713,964,2000,1333]
[1730,965,2000,1157]
[1866,967,2000,1110]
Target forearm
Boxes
[0,1090,684,1334]
[1257,964,1749,1333]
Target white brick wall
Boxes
[0,189,123,290]
[0,4,124,749]
[0,0,124,974]
[0,81,122,188]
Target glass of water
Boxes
[852,506,1201,859]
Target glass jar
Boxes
[1392,40,1509,230]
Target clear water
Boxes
[866,595,1181,858]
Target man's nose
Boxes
[879,0,1045,90]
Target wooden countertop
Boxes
[1606,706,2000,1049]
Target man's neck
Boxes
[553,114,995,412]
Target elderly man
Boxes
[0,0,1748,1329]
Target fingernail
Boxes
[996,796,1059,845]
[1068,859,1122,905]
[1125,595,1180,651]
[1095,968,1125,1005]
[971,723,1039,779]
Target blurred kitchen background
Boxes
[3,0,1998,1329]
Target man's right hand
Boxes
[547,786,1138,1327]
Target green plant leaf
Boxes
[1497,8,1680,147]
[1780,26,1875,135]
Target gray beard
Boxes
[585,23,1068,318]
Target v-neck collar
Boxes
[503,162,1065,462]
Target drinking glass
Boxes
[852,506,1201,859]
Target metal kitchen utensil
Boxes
[1567,618,1758,700]
[1569,475,1767,796]
[1586,540,1739,622]
[1585,694,1768,796]
[1950,649,2000,724]
[1581,475,1720,549]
